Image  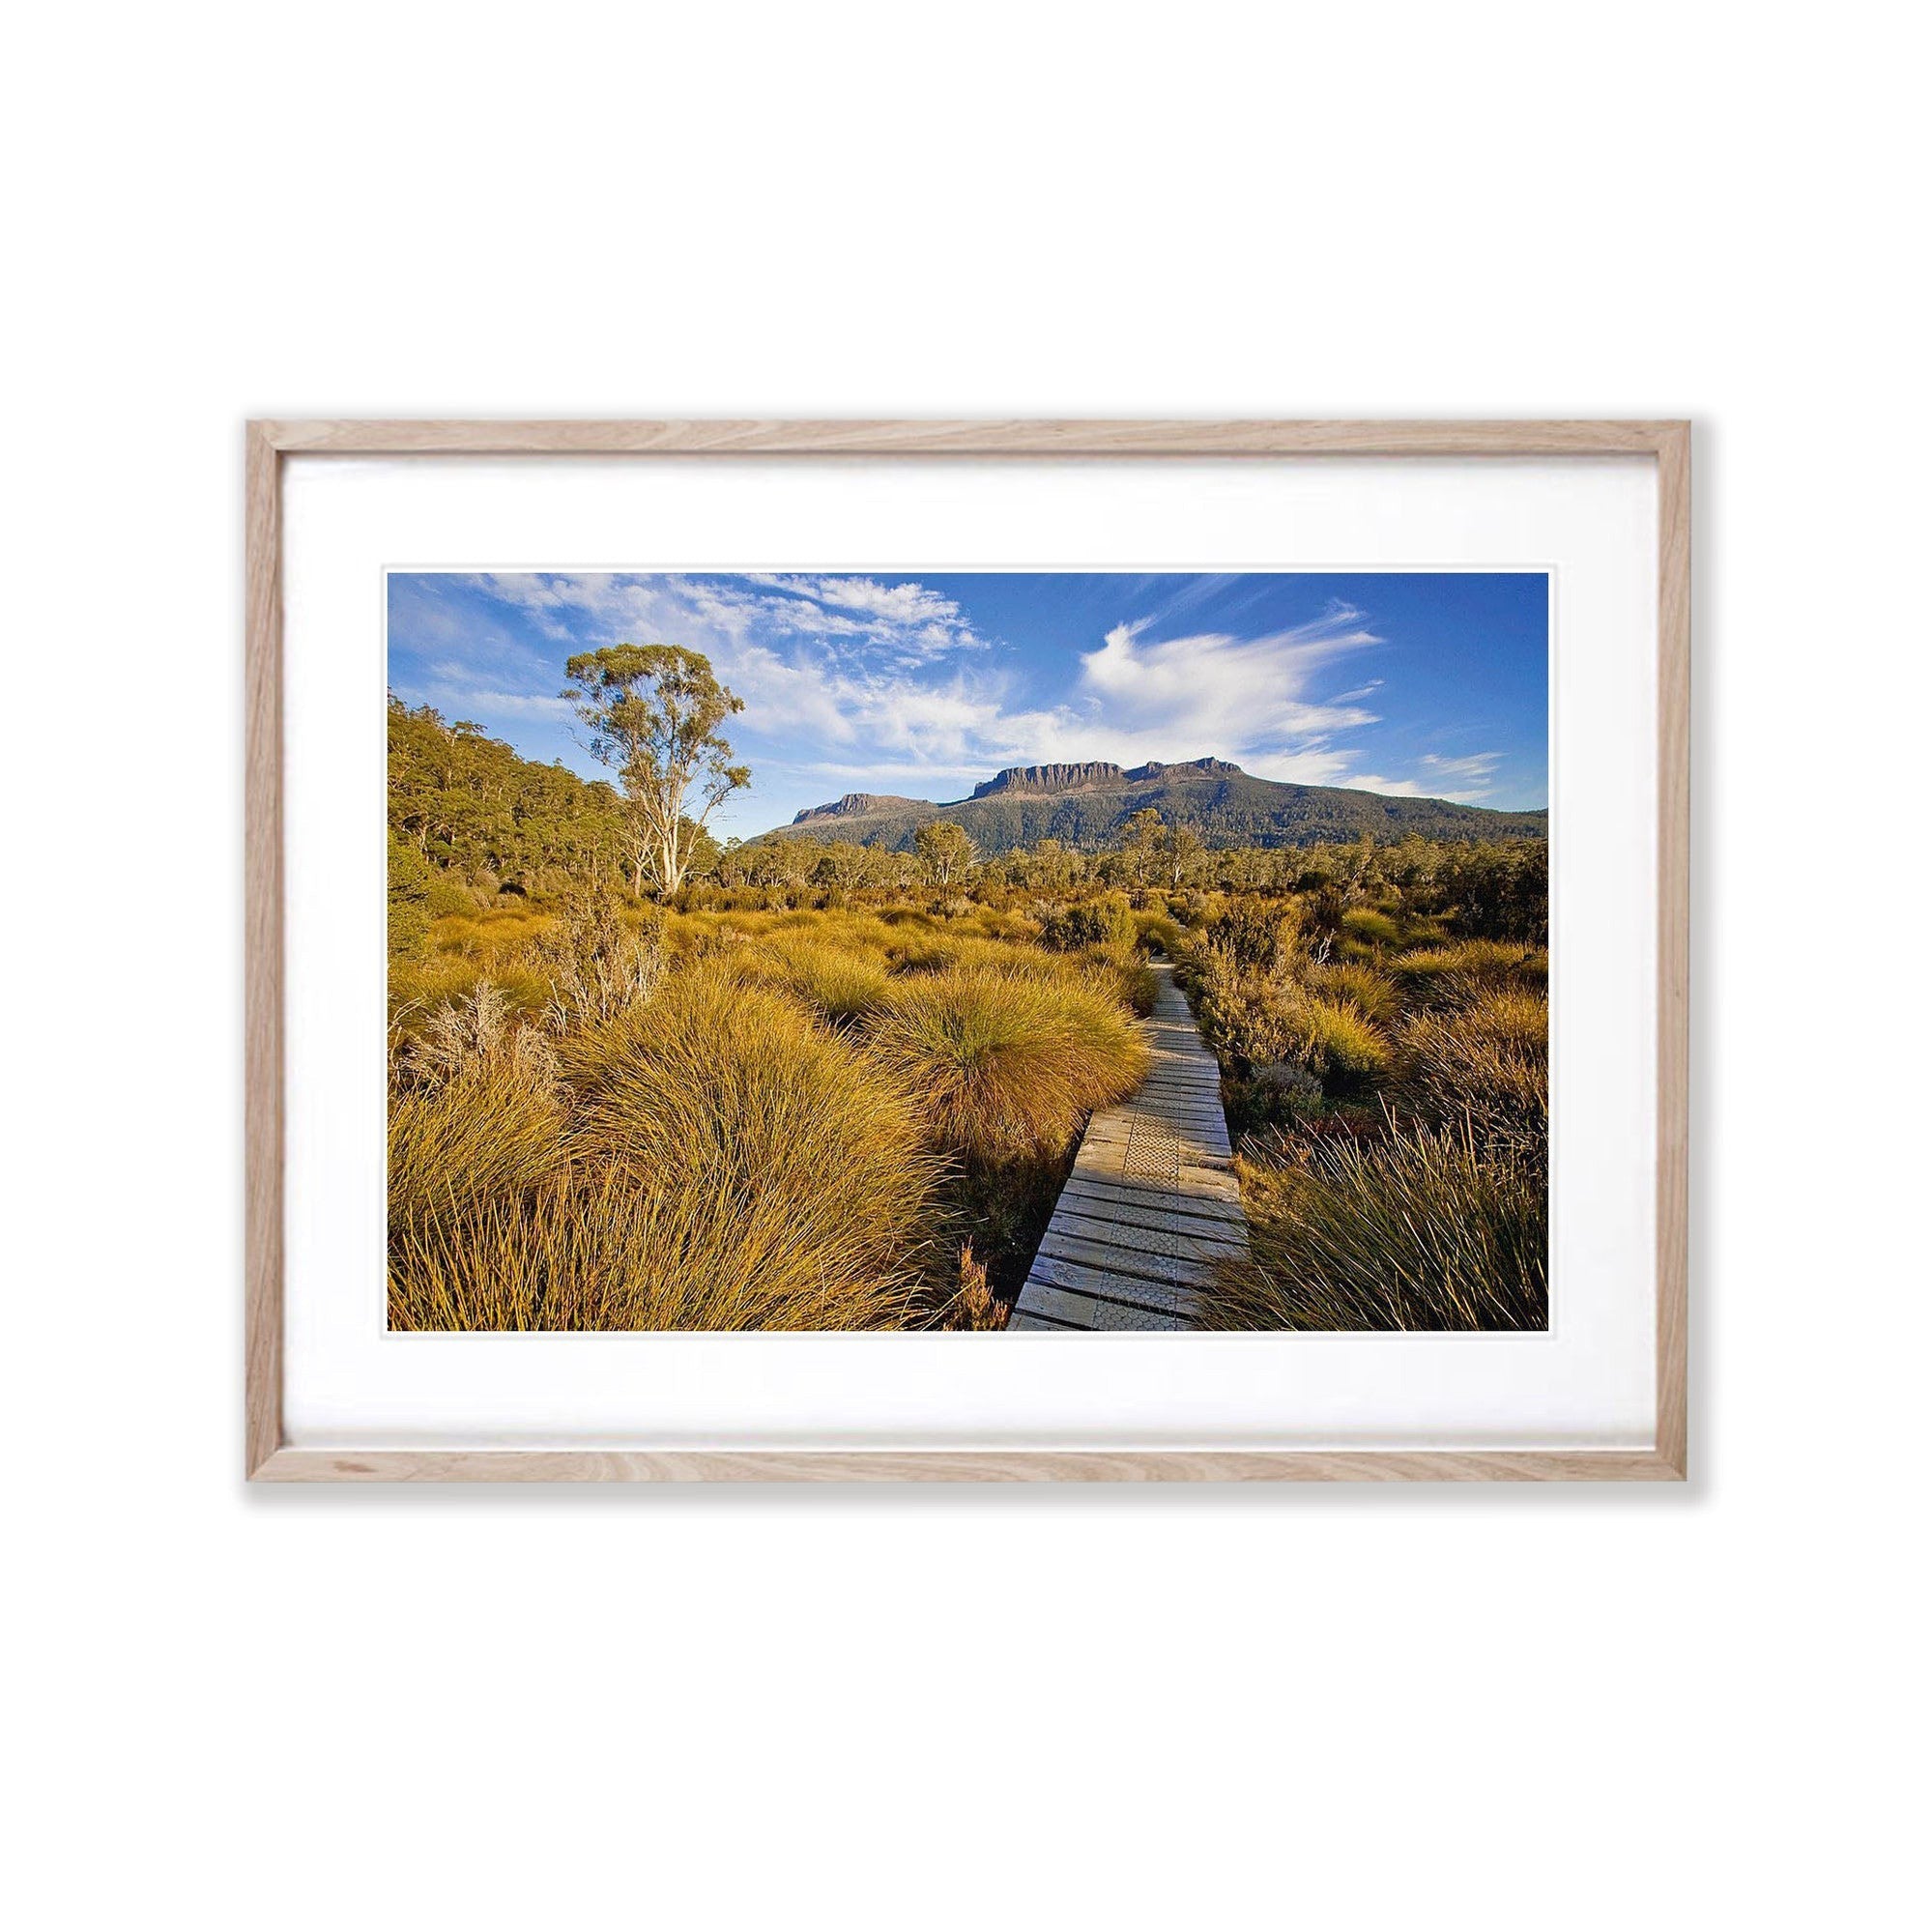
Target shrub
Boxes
[1203,897,1303,973]
[864,965,1147,1157]
[949,1243,1011,1331]
[1198,1118,1547,1331]
[1193,965,1390,1089]
[536,894,665,1030]
[1038,892,1135,954]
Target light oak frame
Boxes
[245,418,1689,1483]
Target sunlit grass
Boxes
[1400,985,1548,1136]
[863,964,1148,1158]
[1200,1117,1547,1331]
[390,966,944,1331]
[1393,939,1548,1001]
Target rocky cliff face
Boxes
[792,792,928,823]
[1129,757,1243,782]
[969,762,1128,799]
[968,757,1248,800]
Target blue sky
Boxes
[387,570,1548,841]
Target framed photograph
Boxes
[246,418,1687,1481]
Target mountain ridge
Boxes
[766,757,1544,853]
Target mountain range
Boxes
[757,758,1546,852]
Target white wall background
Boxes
[7,5,1925,1928]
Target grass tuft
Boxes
[1199,1116,1547,1331]
[864,965,1148,1157]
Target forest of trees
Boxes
[390,698,1546,947]
[388,696,634,887]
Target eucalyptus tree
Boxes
[562,645,749,897]
[913,820,976,888]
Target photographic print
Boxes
[387,568,1549,1335]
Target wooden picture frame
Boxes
[246,418,1688,1482]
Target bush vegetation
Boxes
[1173,866,1550,1332]
[390,696,1548,1332]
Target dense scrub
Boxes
[1175,885,1549,1331]
[390,699,1548,1332]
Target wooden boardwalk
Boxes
[1008,961,1247,1331]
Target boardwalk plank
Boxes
[1051,1204,1247,1255]
[1006,961,1249,1334]
[1058,1176,1248,1227]
[1022,1252,1197,1317]
[1038,1229,1227,1287]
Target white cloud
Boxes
[1421,752,1502,778]
[413,574,1514,826]
[1077,608,1382,751]
[1415,751,1504,802]
[753,574,967,630]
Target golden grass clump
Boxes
[390,966,942,1331]
[1133,910,1187,957]
[567,967,937,1248]
[1400,985,1548,1136]
[389,1157,927,1333]
[1198,1118,1547,1331]
[1340,906,1404,949]
[750,937,893,1025]
[1308,960,1400,1029]
[864,964,1148,1157]
[389,1058,564,1226]
[1394,940,1548,1002]
[1276,989,1392,1083]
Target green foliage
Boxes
[1341,906,1403,948]
[387,828,434,960]
[1038,891,1135,954]
[389,697,629,888]
[561,644,748,896]
[913,819,977,886]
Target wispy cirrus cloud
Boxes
[1416,750,1505,802]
